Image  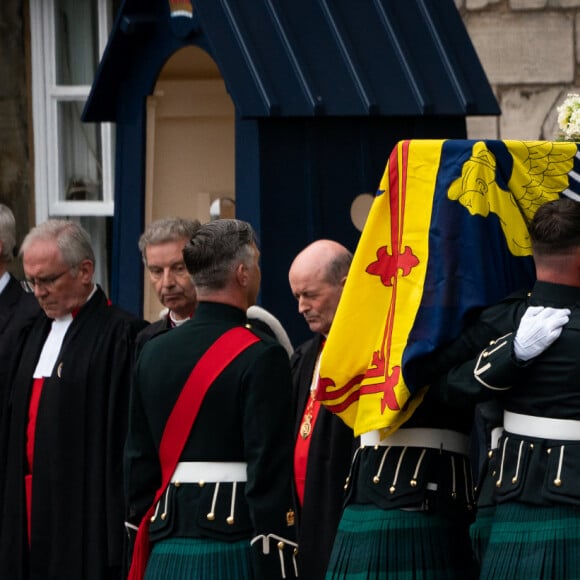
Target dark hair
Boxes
[183,219,257,291]
[530,197,580,256]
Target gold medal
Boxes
[300,414,312,439]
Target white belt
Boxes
[504,410,580,441]
[171,461,247,483]
[360,428,470,456]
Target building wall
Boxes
[0,0,32,275]
[456,0,580,140]
[1,0,580,277]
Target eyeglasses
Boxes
[24,267,74,292]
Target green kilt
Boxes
[145,537,252,580]
[470,505,496,567]
[480,503,580,579]
[325,505,477,579]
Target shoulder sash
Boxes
[128,326,260,580]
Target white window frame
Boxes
[30,0,114,221]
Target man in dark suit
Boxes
[288,239,357,580]
[135,217,201,353]
[135,216,294,357]
[125,219,298,579]
[0,204,40,426]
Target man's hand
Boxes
[513,306,571,362]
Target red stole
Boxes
[293,340,324,506]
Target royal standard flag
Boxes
[318,139,579,437]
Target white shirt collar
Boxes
[0,271,10,296]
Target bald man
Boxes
[288,240,358,580]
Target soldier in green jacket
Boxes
[125,219,298,579]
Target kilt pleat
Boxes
[325,505,477,579]
[480,503,580,580]
[470,505,496,567]
[144,537,252,580]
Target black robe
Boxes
[0,287,146,580]
[291,335,358,580]
[0,275,41,425]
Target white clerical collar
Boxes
[169,310,190,327]
[0,271,9,295]
[86,283,97,302]
[33,314,74,378]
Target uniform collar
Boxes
[193,301,247,325]
[531,280,580,307]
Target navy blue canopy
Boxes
[84,0,499,122]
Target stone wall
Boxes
[456,0,580,140]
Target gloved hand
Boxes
[513,306,571,362]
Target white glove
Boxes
[513,306,571,362]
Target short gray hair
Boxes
[20,219,95,268]
[138,217,201,264]
[0,204,16,262]
[183,219,257,291]
[324,249,353,285]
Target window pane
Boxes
[79,216,111,294]
[55,0,99,85]
[58,100,103,202]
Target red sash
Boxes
[128,326,260,580]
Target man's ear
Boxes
[77,259,95,283]
[235,262,248,287]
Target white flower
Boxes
[556,93,580,140]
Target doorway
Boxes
[143,45,235,321]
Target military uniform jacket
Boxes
[0,287,146,580]
[466,280,580,507]
[346,291,531,517]
[291,335,357,580]
[124,302,297,579]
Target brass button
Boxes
[226,516,234,525]
[207,512,215,521]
